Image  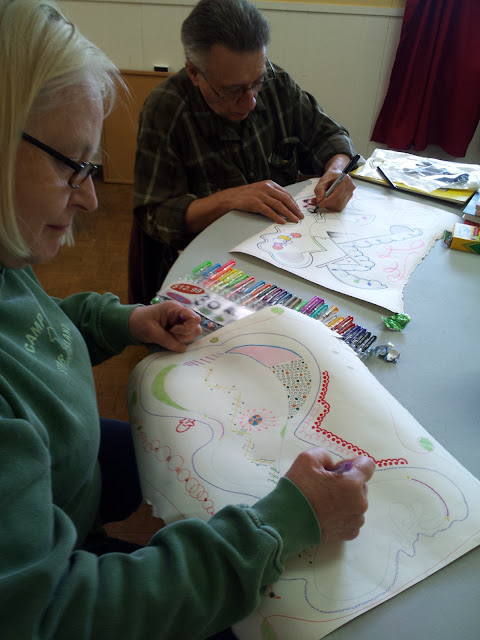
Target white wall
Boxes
[59,0,479,165]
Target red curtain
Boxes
[371,0,480,157]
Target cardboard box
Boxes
[444,223,480,254]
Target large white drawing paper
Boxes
[231,181,459,312]
[127,307,480,640]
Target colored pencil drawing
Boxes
[232,181,459,312]
[127,307,480,640]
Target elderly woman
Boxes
[0,2,374,639]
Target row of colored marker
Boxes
[186,259,377,356]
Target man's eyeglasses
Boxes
[199,58,276,101]
[22,132,98,188]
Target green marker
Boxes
[311,303,328,319]
[192,260,212,275]
[294,299,308,312]
[219,272,247,291]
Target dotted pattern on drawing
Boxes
[271,359,311,419]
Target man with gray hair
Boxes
[129,0,357,305]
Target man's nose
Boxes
[238,87,257,111]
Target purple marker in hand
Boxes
[332,460,353,474]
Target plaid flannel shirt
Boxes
[133,64,355,250]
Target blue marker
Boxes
[275,291,292,306]
[355,331,370,348]
[194,262,221,282]
[203,260,236,286]
[349,326,364,342]
[343,325,362,342]
[267,289,287,306]
[229,280,258,300]
[359,334,377,352]
[236,280,266,302]
[260,286,282,304]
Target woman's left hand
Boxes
[128,301,202,352]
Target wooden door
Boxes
[101,70,172,184]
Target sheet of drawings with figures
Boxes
[232,180,459,313]
[127,306,480,640]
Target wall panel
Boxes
[58,1,479,164]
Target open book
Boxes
[127,307,480,639]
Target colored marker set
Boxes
[154,259,377,357]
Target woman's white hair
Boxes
[0,0,121,259]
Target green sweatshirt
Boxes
[0,265,321,640]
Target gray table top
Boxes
[165,179,480,639]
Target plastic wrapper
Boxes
[355,149,480,194]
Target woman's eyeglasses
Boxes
[22,132,98,188]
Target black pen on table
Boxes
[377,165,397,190]
[323,153,361,199]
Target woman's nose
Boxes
[71,175,98,212]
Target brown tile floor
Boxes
[34,176,163,545]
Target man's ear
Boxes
[185,60,201,87]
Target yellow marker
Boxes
[212,269,239,290]
[327,316,344,328]
[321,305,338,322]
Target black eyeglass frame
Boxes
[197,58,277,101]
[21,132,98,189]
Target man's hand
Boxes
[225,181,304,224]
[128,301,202,352]
[185,180,303,233]
[314,153,356,212]
[314,171,356,212]
[285,447,375,543]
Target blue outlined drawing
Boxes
[233,181,458,312]
[257,214,422,291]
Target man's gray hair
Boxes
[181,0,270,71]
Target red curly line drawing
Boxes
[378,238,424,259]
[137,426,215,514]
[176,417,196,433]
[311,426,408,466]
[314,370,331,426]
[379,240,425,283]
[311,371,408,467]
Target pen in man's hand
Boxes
[324,154,361,199]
